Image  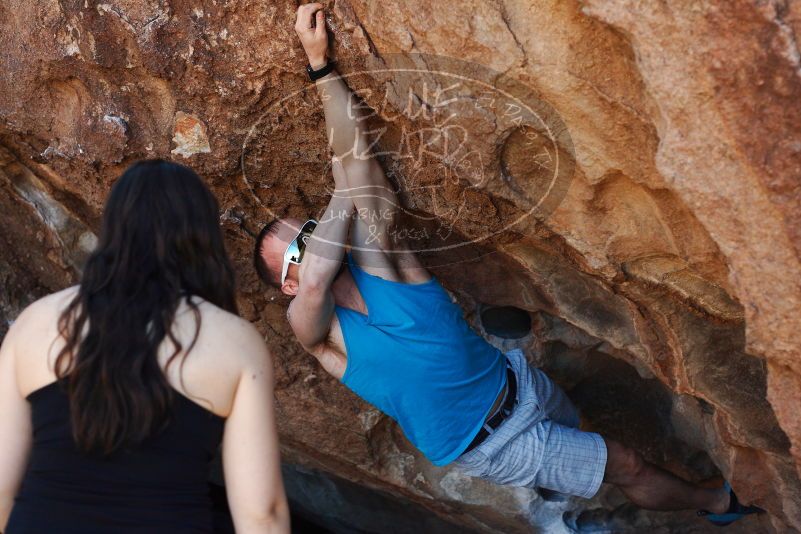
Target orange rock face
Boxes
[1,1,799,532]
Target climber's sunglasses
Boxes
[280,219,318,284]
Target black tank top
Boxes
[6,381,225,534]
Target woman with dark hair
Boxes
[0,160,289,533]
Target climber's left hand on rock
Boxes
[294,3,328,69]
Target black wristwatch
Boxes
[306,61,335,81]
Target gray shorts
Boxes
[453,349,607,499]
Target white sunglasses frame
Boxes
[280,219,318,285]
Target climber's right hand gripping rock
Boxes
[294,3,329,69]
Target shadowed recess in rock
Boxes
[479,305,532,339]
[281,464,478,534]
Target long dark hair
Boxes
[55,159,238,455]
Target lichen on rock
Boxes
[171,111,211,158]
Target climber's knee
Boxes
[603,438,646,486]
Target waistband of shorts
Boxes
[463,348,541,458]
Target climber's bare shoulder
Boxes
[288,303,348,381]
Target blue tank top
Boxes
[334,253,506,466]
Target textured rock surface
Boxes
[1,0,800,532]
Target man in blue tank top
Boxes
[251,4,761,526]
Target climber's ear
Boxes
[282,276,299,296]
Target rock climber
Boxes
[254,4,762,526]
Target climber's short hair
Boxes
[254,219,282,288]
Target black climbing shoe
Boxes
[697,482,765,527]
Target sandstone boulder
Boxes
[1,0,800,532]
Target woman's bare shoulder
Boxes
[188,298,272,372]
[7,286,78,339]
[3,287,79,390]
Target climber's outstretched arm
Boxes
[294,5,396,227]
[289,157,354,352]
[316,74,396,252]
[294,4,429,283]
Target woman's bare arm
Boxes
[222,322,290,534]
[0,310,33,530]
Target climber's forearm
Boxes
[299,193,353,289]
[315,71,399,239]
[298,160,354,290]
[314,70,374,167]
[295,4,367,159]
[296,4,376,174]
[295,3,397,231]
[288,158,354,352]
